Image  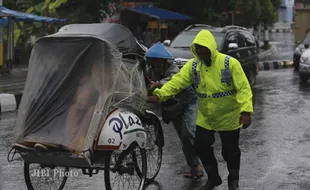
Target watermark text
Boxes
[31,168,79,177]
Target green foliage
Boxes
[3,0,118,46]
[258,0,279,27]
[156,0,282,27]
[2,0,123,64]
[15,0,68,17]
[56,0,120,23]
[8,0,67,48]
[270,0,282,8]
[47,0,68,16]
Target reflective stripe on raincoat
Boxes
[153,30,253,131]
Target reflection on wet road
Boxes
[1,69,310,190]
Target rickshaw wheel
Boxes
[104,144,147,190]
[141,114,164,183]
[24,162,69,190]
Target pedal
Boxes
[82,168,99,177]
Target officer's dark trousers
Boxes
[194,126,241,185]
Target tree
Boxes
[156,0,281,27]
[258,0,279,27]
[2,0,123,65]
[270,0,282,9]
[56,0,122,23]
[235,0,261,27]
[6,0,67,48]
[254,0,282,48]
[4,0,122,46]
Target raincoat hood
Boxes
[190,30,218,60]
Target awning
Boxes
[125,7,191,21]
[0,6,66,22]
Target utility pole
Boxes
[0,0,3,69]
[264,23,269,48]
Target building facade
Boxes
[295,0,310,8]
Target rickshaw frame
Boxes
[8,23,165,190]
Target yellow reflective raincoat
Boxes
[153,30,253,131]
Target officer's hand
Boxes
[240,112,252,129]
[148,81,158,91]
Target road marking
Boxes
[0,82,25,88]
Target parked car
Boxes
[163,24,259,87]
[293,33,310,71]
[299,49,310,82]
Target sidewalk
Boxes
[0,65,27,94]
[0,65,27,113]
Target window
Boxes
[240,32,256,47]
[223,33,237,51]
[210,32,225,47]
[170,33,197,48]
[226,33,237,44]
[235,33,247,48]
[170,31,225,48]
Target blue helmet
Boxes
[145,42,174,60]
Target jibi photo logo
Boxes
[31,168,79,177]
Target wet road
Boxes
[259,32,296,62]
[264,32,295,43]
[0,67,27,94]
[1,68,310,190]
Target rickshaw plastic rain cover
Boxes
[13,37,148,153]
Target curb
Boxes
[258,60,294,71]
[0,93,22,113]
[259,29,293,33]
[258,45,277,59]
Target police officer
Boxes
[148,30,253,190]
